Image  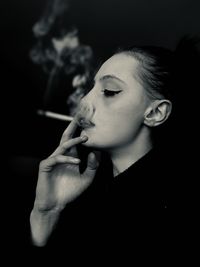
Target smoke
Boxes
[30,0,76,73]
[32,0,69,38]
[30,0,95,115]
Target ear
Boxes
[144,100,172,127]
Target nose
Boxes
[75,91,96,125]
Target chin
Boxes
[81,138,113,151]
[80,129,115,150]
[80,134,102,149]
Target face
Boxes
[78,53,151,151]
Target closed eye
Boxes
[102,89,122,97]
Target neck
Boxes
[109,128,153,177]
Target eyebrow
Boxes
[96,74,127,86]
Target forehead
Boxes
[95,53,139,82]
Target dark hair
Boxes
[115,37,200,149]
[115,36,200,104]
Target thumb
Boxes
[83,152,100,179]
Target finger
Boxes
[50,136,88,157]
[83,152,100,179]
[60,119,79,144]
[39,155,80,172]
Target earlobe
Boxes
[144,100,172,127]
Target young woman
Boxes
[29,38,199,253]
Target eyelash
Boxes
[102,89,122,97]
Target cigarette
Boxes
[37,110,73,122]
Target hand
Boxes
[33,118,100,213]
[30,119,100,246]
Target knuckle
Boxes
[60,133,69,143]
[39,160,46,169]
[61,141,68,148]
[39,158,53,169]
[62,139,73,148]
[60,143,68,152]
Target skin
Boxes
[30,121,99,246]
[30,53,171,246]
[80,53,151,149]
[79,53,154,174]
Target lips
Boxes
[78,118,95,129]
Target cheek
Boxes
[111,99,145,126]
[81,111,143,149]
[97,103,144,140]
[87,93,147,144]
[113,112,142,139]
[97,96,144,126]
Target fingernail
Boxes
[73,158,80,163]
[81,135,88,141]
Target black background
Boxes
[1,1,199,178]
[1,1,200,248]
[2,0,200,159]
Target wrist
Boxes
[30,208,61,247]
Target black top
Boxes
[30,149,175,256]
[7,147,183,263]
